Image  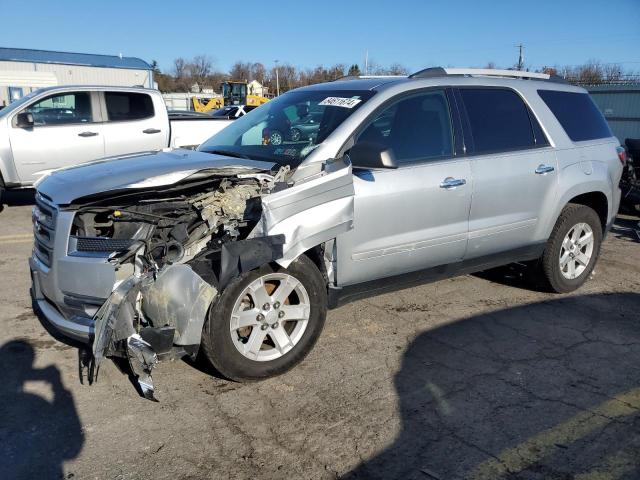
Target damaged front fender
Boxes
[253,159,355,267]
[88,158,355,400]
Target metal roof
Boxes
[0,47,151,70]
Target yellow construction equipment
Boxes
[192,81,269,113]
[192,96,223,113]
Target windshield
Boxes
[198,89,374,166]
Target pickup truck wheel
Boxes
[201,255,327,381]
[538,204,602,293]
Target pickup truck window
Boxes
[105,92,154,121]
[199,89,375,166]
[354,90,454,165]
[24,92,93,126]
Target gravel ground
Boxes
[1,194,639,480]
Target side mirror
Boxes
[348,141,398,169]
[16,112,34,128]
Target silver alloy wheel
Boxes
[290,128,301,142]
[230,273,311,362]
[270,131,283,145]
[559,222,594,280]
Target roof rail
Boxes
[336,74,406,81]
[409,67,566,83]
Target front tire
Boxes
[201,255,327,381]
[537,204,603,293]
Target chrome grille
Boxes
[32,194,58,267]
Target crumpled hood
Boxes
[36,149,277,205]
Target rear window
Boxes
[105,92,154,121]
[538,90,612,142]
[459,88,536,154]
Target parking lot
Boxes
[1,194,639,480]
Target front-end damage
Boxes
[74,158,354,399]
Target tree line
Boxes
[151,56,638,94]
[151,56,409,94]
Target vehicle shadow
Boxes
[1,188,36,209]
[342,292,640,480]
[472,262,540,291]
[610,216,640,243]
[0,339,84,479]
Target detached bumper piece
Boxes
[92,275,160,399]
[126,334,159,401]
[91,265,217,401]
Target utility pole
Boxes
[274,59,280,96]
[516,44,524,71]
[364,50,369,76]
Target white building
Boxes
[0,47,153,106]
[248,80,269,97]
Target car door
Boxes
[100,91,167,157]
[336,89,472,286]
[455,87,558,259]
[8,91,104,184]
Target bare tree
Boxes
[229,62,252,82]
[251,62,267,83]
[387,63,409,75]
[603,63,623,82]
[173,58,187,79]
[189,55,213,85]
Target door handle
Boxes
[143,128,161,134]
[535,164,555,175]
[439,177,467,189]
[78,131,98,137]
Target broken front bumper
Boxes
[91,264,218,400]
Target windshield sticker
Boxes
[319,97,362,109]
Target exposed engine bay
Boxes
[75,166,291,400]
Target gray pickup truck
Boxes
[0,85,234,198]
[30,68,624,399]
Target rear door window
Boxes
[537,90,612,142]
[105,92,154,121]
[355,90,454,165]
[459,88,537,154]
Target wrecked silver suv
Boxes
[31,69,623,399]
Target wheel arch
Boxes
[545,180,612,240]
[567,191,608,233]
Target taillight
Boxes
[616,146,627,165]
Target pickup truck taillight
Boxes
[616,146,627,166]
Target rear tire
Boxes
[537,204,602,293]
[201,255,327,382]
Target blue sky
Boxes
[3,0,639,74]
